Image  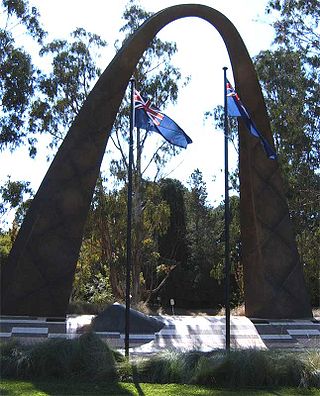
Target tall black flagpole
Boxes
[125,77,135,358]
[223,67,231,351]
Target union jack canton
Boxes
[134,89,192,149]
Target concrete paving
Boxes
[1,314,319,353]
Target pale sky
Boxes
[0,0,275,220]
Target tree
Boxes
[158,178,188,268]
[29,28,107,150]
[108,0,188,304]
[111,0,188,182]
[266,0,320,64]
[73,175,171,304]
[253,0,320,306]
[0,177,33,229]
[182,170,221,304]
[0,0,45,155]
[0,177,33,266]
[255,48,320,306]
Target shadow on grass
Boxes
[132,364,145,396]
[32,380,133,395]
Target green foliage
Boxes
[263,0,320,306]
[111,0,188,183]
[185,169,213,276]
[0,339,29,378]
[74,179,127,302]
[72,176,171,304]
[0,230,13,264]
[0,177,33,229]
[0,333,117,381]
[135,352,184,384]
[72,228,113,305]
[191,351,299,387]
[266,0,320,65]
[29,28,107,149]
[133,349,320,388]
[202,2,320,308]
[255,49,320,306]
[118,0,183,108]
[158,179,188,267]
[183,169,240,305]
[0,0,45,153]
[2,0,46,43]
[67,301,107,315]
[1,340,320,389]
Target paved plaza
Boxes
[1,314,319,352]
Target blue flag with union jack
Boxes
[134,90,192,149]
[226,79,276,160]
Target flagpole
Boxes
[125,77,135,358]
[223,66,231,351]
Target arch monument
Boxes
[0,4,312,319]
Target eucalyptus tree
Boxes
[253,0,320,305]
[0,177,33,266]
[28,28,107,151]
[0,0,45,155]
[107,0,189,304]
[255,48,320,306]
[183,170,220,300]
[76,176,170,303]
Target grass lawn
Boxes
[0,380,319,396]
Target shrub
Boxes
[133,349,319,388]
[190,350,310,387]
[28,338,81,379]
[0,340,31,379]
[2,338,319,388]
[0,333,117,381]
[77,332,116,380]
[300,349,320,388]
[137,352,183,383]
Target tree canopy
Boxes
[0,0,45,154]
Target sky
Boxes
[0,0,275,218]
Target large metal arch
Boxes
[0,4,311,318]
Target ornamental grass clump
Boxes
[27,337,82,379]
[189,350,310,388]
[136,351,184,383]
[0,333,117,381]
[300,349,320,388]
[0,340,31,379]
[132,349,318,388]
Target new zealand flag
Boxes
[134,90,192,149]
[226,80,276,160]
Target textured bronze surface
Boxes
[0,4,311,318]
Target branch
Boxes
[145,265,177,302]
[141,141,166,176]
[111,130,128,169]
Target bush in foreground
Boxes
[0,333,117,381]
[1,338,319,388]
[131,349,320,388]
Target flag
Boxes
[134,90,192,149]
[226,80,276,160]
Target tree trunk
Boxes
[131,127,143,304]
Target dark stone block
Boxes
[91,303,164,334]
